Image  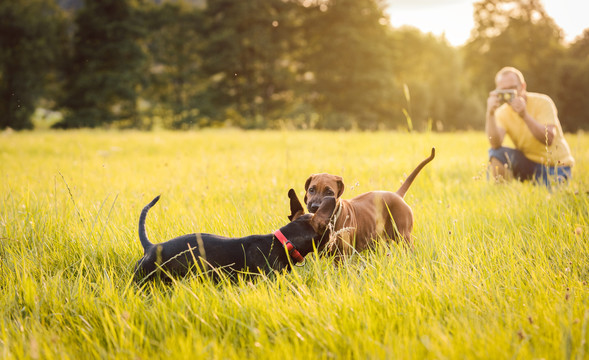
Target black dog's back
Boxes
[135,232,267,281]
[135,195,206,280]
[133,193,336,282]
[135,233,205,281]
[134,195,277,281]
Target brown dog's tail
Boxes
[138,195,160,253]
[396,148,435,198]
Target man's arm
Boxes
[486,92,505,149]
[510,97,555,146]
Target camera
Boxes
[496,89,516,104]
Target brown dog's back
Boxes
[301,147,436,254]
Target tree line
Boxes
[1,0,587,131]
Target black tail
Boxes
[139,195,160,253]
[396,148,435,198]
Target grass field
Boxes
[1,129,588,359]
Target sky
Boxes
[385,0,589,46]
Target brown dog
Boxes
[298,148,435,255]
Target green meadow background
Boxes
[1,130,588,359]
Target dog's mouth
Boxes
[307,202,321,213]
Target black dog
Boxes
[134,190,335,282]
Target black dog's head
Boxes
[281,189,335,256]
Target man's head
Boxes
[495,66,527,96]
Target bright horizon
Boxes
[385,0,589,46]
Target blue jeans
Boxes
[488,147,571,187]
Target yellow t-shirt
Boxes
[495,92,575,167]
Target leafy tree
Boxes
[300,0,395,130]
[464,0,564,94]
[56,0,147,128]
[143,1,205,129]
[556,29,589,131]
[0,0,66,130]
[390,27,482,130]
[200,0,302,128]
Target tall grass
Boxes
[1,129,588,359]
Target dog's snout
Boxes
[308,203,320,213]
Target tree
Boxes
[389,27,481,130]
[200,0,302,128]
[56,0,147,128]
[0,0,66,130]
[463,0,564,95]
[300,0,396,130]
[143,1,206,129]
[556,29,589,131]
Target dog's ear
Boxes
[303,175,313,204]
[335,176,345,198]
[287,188,305,221]
[310,196,336,232]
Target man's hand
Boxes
[486,91,501,115]
[508,95,555,146]
[509,96,527,118]
[486,91,506,149]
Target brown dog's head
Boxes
[304,173,344,213]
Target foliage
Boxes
[1,130,588,358]
[391,27,483,131]
[556,30,589,132]
[142,1,206,129]
[463,0,588,131]
[0,0,67,130]
[199,0,305,129]
[300,0,396,130]
[465,0,565,90]
[0,0,587,131]
[55,0,148,128]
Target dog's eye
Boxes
[325,189,334,196]
[308,187,315,194]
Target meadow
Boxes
[1,129,588,359]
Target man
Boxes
[486,66,574,186]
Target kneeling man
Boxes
[485,66,574,186]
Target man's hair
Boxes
[495,66,526,86]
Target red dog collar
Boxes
[273,230,304,263]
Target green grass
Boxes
[1,129,588,359]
